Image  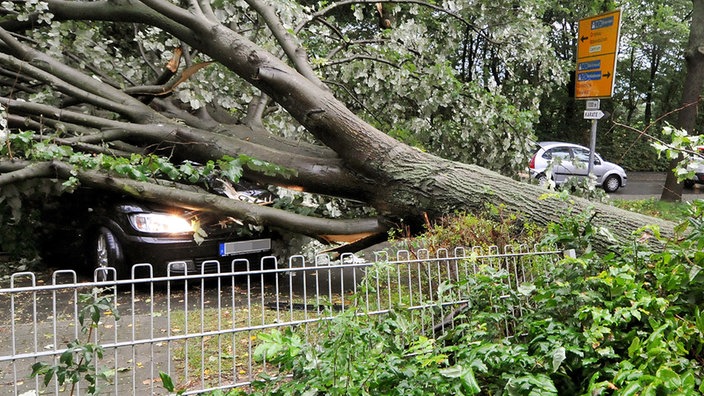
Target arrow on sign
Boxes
[584,110,605,120]
[580,35,589,42]
[602,71,611,78]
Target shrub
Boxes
[391,205,545,255]
[246,202,704,395]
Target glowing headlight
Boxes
[129,213,193,234]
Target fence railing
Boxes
[0,246,563,395]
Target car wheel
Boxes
[91,227,125,281]
[684,179,695,189]
[536,173,549,186]
[603,175,621,193]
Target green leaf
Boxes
[688,265,701,282]
[551,347,566,372]
[60,349,74,366]
[517,282,536,296]
[627,337,642,358]
[160,371,175,392]
[656,367,680,390]
[461,366,481,394]
[621,381,643,396]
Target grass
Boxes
[165,252,561,391]
[164,263,452,391]
[611,197,693,222]
[166,292,350,391]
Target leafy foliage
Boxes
[652,125,704,182]
[392,205,544,254]
[249,310,482,395]
[244,202,704,395]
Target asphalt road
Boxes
[608,172,704,201]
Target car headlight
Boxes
[129,213,193,234]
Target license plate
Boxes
[219,238,271,257]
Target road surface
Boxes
[609,172,703,201]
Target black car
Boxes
[40,189,274,280]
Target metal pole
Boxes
[587,119,597,177]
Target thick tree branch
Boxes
[136,0,206,32]
[297,0,491,43]
[45,1,198,55]
[196,0,218,23]
[242,93,269,128]
[0,30,161,127]
[5,113,104,142]
[0,97,144,131]
[0,161,55,185]
[244,0,323,86]
[0,51,144,119]
[0,159,389,237]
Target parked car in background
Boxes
[528,141,628,193]
[683,146,704,189]
[39,186,275,280]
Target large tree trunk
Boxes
[0,0,677,252]
[661,0,704,202]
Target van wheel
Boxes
[90,227,125,281]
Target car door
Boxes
[542,146,572,184]
[569,147,608,183]
[567,147,591,178]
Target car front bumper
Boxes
[117,233,272,277]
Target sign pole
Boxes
[588,119,598,176]
[585,99,601,176]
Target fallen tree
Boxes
[0,1,675,255]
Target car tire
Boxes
[90,226,125,281]
[536,173,549,186]
[684,180,695,189]
[602,175,621,193]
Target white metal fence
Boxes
[0,246,563,395]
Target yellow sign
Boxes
[575,53,617,99]
[575,9,622,99]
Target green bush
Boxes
[391,205,545,254]
[245,203,704,395]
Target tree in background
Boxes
[661,0,704,201]
[534,0,691,173]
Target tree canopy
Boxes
[0,0,685,257]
